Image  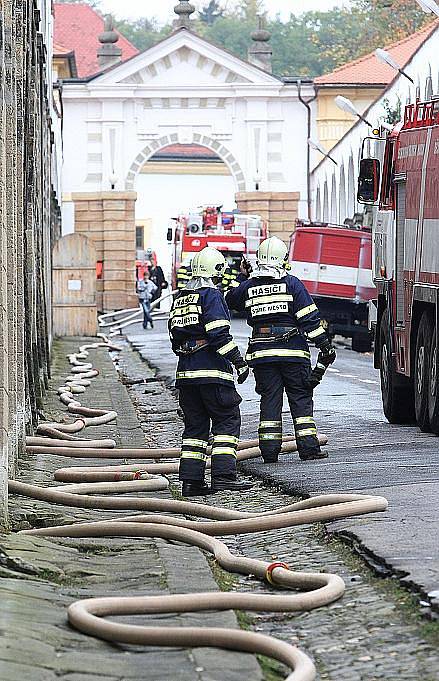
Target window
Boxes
[136,225,144,250]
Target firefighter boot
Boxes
[211,475,253,492]
[299,450,329,461]
[181,481,214,497]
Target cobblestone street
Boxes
[0,340,261,681]
[122,331,439,681]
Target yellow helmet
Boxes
[257,237,288,268]
[191,247,226,279]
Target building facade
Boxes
[314,21,438,152]
[57,2,314,311]
[311,23,439,227]
[0,0,63,526]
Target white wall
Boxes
[61,30,314,213]
[311,28,439,224]
[135,171,237,277]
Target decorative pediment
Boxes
[118,46,251,86]
[92,28,281,87]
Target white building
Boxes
[311,22,439,226]
[56,1,314,309]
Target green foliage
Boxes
[115,18,171,53]
[382,96,402,125]
[110,0,432,77]
[199,1,224,26]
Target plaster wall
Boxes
[311,31,439,226]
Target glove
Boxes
[318,339,337,367]
[234,358,250,384]
[309,365,325,390]
[240,257,253,278]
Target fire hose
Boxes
[9,338,388,681]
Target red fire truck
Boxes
[168,206,268,288]
[289,220,375,352]
[358,96,439,433]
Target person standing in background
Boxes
[137,270,158,329]
[146,249,168,307]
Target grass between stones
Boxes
[207,555,286,681]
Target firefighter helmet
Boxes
[257,237,288,268]
[191,247,226,279]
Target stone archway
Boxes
[125,133,246,192]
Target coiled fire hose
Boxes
[9,337,389,681]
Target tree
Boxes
[199,1,224,26]
[115,18,171,53]
[238,0,266,21]
[352,0,432,43]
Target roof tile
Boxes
[315,21,438,86]
[54,3,138,78]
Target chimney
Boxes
[248,16,272,73]
[174,0,195,28]
[97,15,122,69]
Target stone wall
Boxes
[72,192,138,312]
[0,1,61,527]
[235,191,300,246]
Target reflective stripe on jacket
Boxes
[226,273,328,366]
[169,287,240,386]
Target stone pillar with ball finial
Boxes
[248,16,272,73]
[97,15,122,69]
[174,0,196,28]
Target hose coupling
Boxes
[265,561,289,585]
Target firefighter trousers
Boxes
[253,363,320,461]
[178,384,241,482]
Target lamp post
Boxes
[308,139,338,166]
[375,48,414,84]
[335,95,373,127]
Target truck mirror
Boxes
[167,227,173,242]
[357,158,380,204]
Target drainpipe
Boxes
[297,79,317,222]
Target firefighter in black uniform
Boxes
[169,246,252,497]
[176,260,192,291]
[226,236,336,463]
[221,257,240,294]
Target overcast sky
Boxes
[99,0,350,23]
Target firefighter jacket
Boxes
[226,273,329,366]
[169,286,243,387]
[221,265,240,294]
[176,264,192,290]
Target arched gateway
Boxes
[62,3,314,310]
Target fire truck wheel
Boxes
[414,311,433,433]
[379,312,414,424]
[428,320,439,435]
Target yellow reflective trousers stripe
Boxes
[259,420,282,428]
[246,349,310,361]
[296,428,317,438]
[294,417,315,425]
[176,370,234,382]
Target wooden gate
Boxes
[53,233,97,337]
